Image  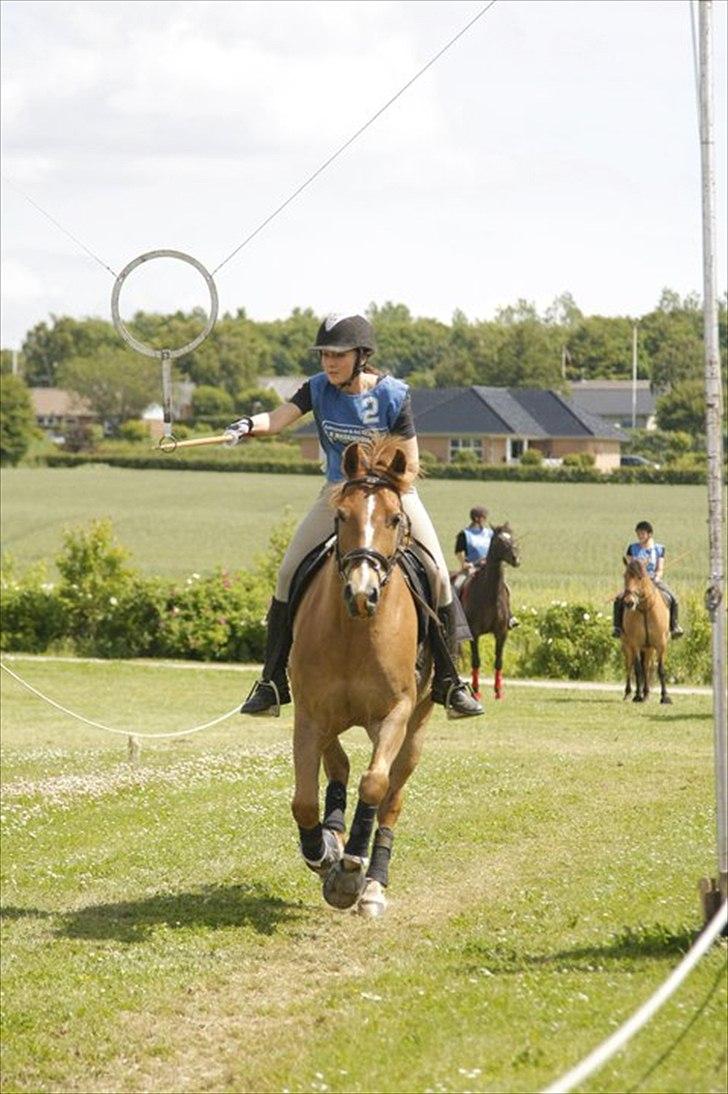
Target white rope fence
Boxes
[542,900,727,1093]
[0,661,240,740]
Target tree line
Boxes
[1,289,725,448]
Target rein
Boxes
[334,475,411,587]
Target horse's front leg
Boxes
[322,738,350,839]
[494,633,506,700]
[323,700,411,911]
[657,653,672,704]
[622,643,633,700]
[633,649,645,702]
[357,696,431,918]
[470,638,481,699]
[292,716,341,877]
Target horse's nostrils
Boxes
[344,585,379,618]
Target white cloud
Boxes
[1,0,725,348]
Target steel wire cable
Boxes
[0,661,241,740]
[208,0,498,275]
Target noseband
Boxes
[334,475,411,587]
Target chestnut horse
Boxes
[288,437,434,918]
[457,524,520,700]
[621,557,672,704]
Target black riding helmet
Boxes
[311,314,377,354]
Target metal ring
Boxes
[111,250,219,360]
[157,434,178,453]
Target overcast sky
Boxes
[2,0,726,350]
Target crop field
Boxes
[0,466,710,604]
[1,658,725,1093]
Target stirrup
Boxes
[240,679,282,717]
[435,679,483,720]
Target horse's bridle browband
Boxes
[335,474,411,586]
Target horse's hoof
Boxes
[632,695,644,703]
[303,827,343,877]
[323,854,367,910]
[357,879,387,919]
[661,696,673,705]
[494,691,503,701]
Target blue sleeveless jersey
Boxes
[309,372,409,482]
[626,541,665,577]
[463,525,493,563]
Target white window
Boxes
[449,437,483,461]
[507,438,528,462]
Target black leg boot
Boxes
[430,602,484,719]
[612,596,624,638]
[240,598,292,716]
[669,599,684,638]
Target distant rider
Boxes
[453,506,518,628]
[613,520,684,638]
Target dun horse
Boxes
[457,525,520,700]
[289,437,434,918]
[621,557,672,704]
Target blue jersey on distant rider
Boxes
[307,371,410,483]
[462,525,493,563]
[626,541,665,579]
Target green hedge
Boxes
[1,520,713,684]
[40,450,708,484]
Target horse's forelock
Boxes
[354,436,416,492]
[625,557,646,579]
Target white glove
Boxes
[225,416,254,446]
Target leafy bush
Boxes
[118,420,150,444]
[516,601,615,680]
[235,386,282,413]
[0,560,66,653]
[562,452,595,468]
[191,385,234,418]
[520,448,543,465]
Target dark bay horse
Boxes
[288,437,434,918]
[456,524,520,700]
[621,557,672,704]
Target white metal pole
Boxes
[698,0,727,907]
[631,323,638,429]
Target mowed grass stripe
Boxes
[1,661,724,1092]
[0,466,710,601]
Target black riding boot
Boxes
[612,596,624,638]
[240,598,292,717]
[669,599,684,638]
[430,602,484,719]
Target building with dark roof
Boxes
[296,385,623,471]
[568,380,657,431]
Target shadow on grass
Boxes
[464,922,698,975]
[646,712,712,723]
[9,882,305,943]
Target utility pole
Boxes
[631,323,638,429]
[697,0,727,925]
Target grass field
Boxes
[1,657,725,1093]
[0,466,711,604]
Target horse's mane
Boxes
[625,557,647,580]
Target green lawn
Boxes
[1,658,725,1093]
[0,467,710,604]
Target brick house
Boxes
[295,385,623,472]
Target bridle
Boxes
[334,474,411,588]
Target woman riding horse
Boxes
[226,313,482,719]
